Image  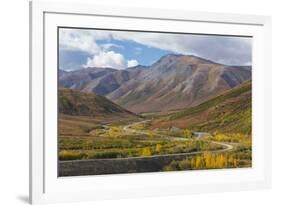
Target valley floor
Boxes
[58,115,252,176]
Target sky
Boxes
[59,28,252,71]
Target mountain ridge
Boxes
[59,54,251,113]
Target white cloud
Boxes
[127,59,139,68]
[59,29,114,54]
[60,28,252,67]
[100,43,124,51]
[59,29,101,54]
[84,51,126,69]
[111,31,252,65]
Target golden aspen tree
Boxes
[142,147,152,156]
[216,154,226,168]
[183,129,192,138]
[191,157,197,169]
[195,156,203,169]
[211,156,217,168]
[233,158,238,167]
[204,153,212,168]
[155,144,162,153]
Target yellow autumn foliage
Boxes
[155,144,162,153]
[141,147,152,156]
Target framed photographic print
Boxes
[30,1,272,204]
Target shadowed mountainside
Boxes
[58,88,140,136]
[58,88,137,118]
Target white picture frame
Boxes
[30,1,272,204]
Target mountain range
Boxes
[59,54,251,113]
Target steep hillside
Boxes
[58,88,137,118]
[108,54,251,113]
[82,68,143,95]
[151,80,252,135]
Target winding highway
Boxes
[121,120,234,158]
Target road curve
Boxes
[121,120,234,159]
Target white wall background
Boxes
[0,0,279,204]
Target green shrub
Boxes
[59,150,87,160]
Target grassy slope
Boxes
[59,88,138,117]
[152,80,252,135]
[58,88,140,136]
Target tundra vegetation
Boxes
[59,77,252,171]
[59,121,223,160]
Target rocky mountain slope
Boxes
[59,54,251,113]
